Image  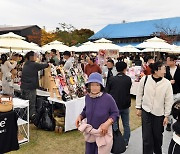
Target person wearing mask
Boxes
[102,59,117,87]
[168,100,180,154]
[1,54,18,95]
[165,55,180,131]
[20,51,49,122]
[84,56,102,77]
[106,61,132,147]
[63,51,74,70]
[75,72,119,154]
[136,61,174,154]
[50,49,60,66]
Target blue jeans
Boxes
[119,108,130,145]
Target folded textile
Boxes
[78,119,113,154]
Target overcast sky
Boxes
[0,0,179,32]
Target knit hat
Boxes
[86,72,104,87]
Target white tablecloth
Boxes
[48,97,85,132]
[130,81,139,96]
[13,98,29,108]
[0,81,50,97]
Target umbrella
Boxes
[94,38,112,43]
[167,45,180,54]
[0,32,37,51]
[121,45,141,53]
[93,38,121,51]
[136,36,172,58]
[42,40,70,53]
[69,46,78,52]
[0,32,25,40]
[136,37,172,50]
[29,42,41,51]
[76,41,97,52]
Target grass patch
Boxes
[9,97,141,154]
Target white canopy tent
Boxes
[69,46,79,52]
[0,32,39,52]
[92,38,122,51]
[136,37,173,58]
[167,45,180,54]
[76,41,97,52]
[121,45,141,53]
[42,40,70,53]
[136,37,172,50]
[0,32,25,40]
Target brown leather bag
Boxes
[0,95,13,112]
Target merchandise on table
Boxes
[48,62,87,101]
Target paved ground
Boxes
[123,127,173,154]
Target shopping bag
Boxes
[39,106,55,131]
[111,120,126,154]
[36,100,55,131]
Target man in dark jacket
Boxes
[165,54,180,131]
[107,61,132,147]
[20,51,49,122]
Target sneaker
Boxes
[58,126,63,133]
[125,143,128,149]
[55,126,59,133]
[166,123,171,131]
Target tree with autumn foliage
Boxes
[153,24,180,44]
[41,23,94,46]
[41,29,56,46]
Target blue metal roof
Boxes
[174,41,180,46]
[89,17,180,40]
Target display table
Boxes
[13,98,29,144]
[0,81,50,97]
[48,97,85,132]
[130,81,139,96]
[13,84,50,97]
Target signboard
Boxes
[98,49,119,67]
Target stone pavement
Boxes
[123,127,173,154]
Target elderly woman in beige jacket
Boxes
[136,61,174,154]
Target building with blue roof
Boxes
[89,17,180,46]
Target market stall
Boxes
[48,96,85,132]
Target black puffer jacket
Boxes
[107,73,132,110]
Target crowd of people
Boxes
[75,53,180,154]
[0,49,180,154]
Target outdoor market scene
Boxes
[0,1,180,154]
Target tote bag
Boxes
[111,119,126,154]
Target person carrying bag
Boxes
[111,118,126,154]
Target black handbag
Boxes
[111,119,126,154]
